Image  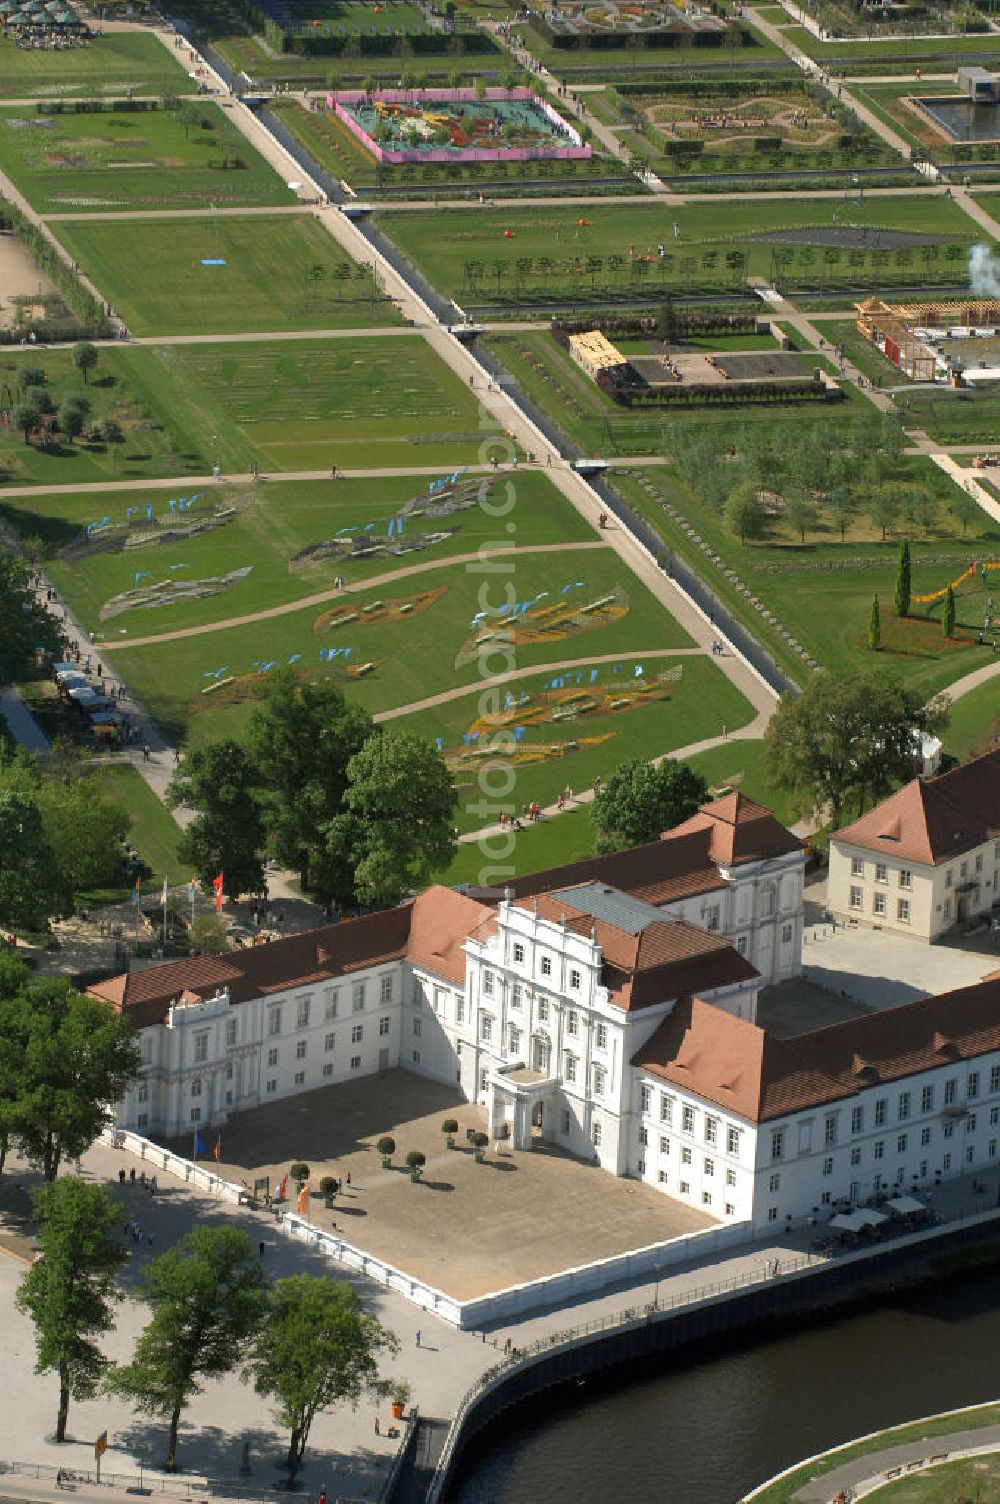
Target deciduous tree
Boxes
[71,342,98,385]
[591,757,708,854]
[0,979,140,1179]
[167,741,266,901]
[763,670,950,827]
[109,1226,264,1471]
[327,730,456,907]
[16,1178,125,1442]
[246,1276,399,1486]
[723,480,765,546]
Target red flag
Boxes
[212,872,223,913]
[277,1174,288,1202]
[213,1137,221,1163]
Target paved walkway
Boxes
[795,1419,1000,1503]
[940,656,1000,703]
[930,452,1000,526]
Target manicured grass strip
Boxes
[683,739,801,829]
[107,549,693,745]
[5,471,590,639]
[943,676,1000,760]
[443,805,597,885]
[93,762,184,891]
[398,653,753,834]
[52,215,400,335]
[0,31,190,99]
[867,1452,1000,1500]
[745,1402,1000,1504]
[0,102,294,215]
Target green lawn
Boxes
[0,102,294,214]
[747,1402,1000,1504]
[376,194,980,307]
[684,739,801,828]
[943,675,1000,760]
[866,1452,1000,1501]
[105,549,694,744]
[0,343,220,486]
[2,471,591,638]
[92,763,184,895]
[396,653,752,834]
[612,464,1000,699]
[780,24,1000,62]
[442,805,598,885]
[0,31,190,99]
[52,214,400,335]
[101,337,486,473]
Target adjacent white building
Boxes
[829,748,1000,941]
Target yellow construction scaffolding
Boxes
[855,296,1000,383]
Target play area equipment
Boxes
[911,559,1000,605]
[328,88,589,165]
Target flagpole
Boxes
[162,879,168,953]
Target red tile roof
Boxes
[835,747,1000,866]
[89,886,491,1028]
[507,828,726,908]
[667,792,803,867]
[633,973,1000,1122]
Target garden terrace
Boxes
[99,549,694,747]
[330,88,587,164]
[608,76,906,185]
[0,100,295,215]
[271,97,630,198]
[51,215,401,336]
[610,457,1000,699]
[374,195,981,313]
[0,28,190,99]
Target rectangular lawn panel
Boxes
[0,31,190,99]
[125,337,486,471]
[106,549,694,744]
[943,680,1000,761]
[397,654,754,835]
[0,102,295,214]
[5,471,591,637]
[0,343,219,486]
[52,215,401,335]
[376,195,980,306]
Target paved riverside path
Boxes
[0,1134,807,1500]
[794,1421,1000,1502]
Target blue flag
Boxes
[193,1129,206,1156]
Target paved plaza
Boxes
[171,1070,714,1300]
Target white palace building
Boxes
[93,788,1000,1233]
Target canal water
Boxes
[449,1267,1000,1503]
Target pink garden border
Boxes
[326,87,591,164]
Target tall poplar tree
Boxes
[894,539,911,618]
[942,583,955,638]
[868,593,881,652]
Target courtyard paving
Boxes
[168,1070,714,1300]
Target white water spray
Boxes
[968,243,1000,298]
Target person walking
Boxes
[415,1329,421,1348]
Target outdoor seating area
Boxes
[0,0,88,46]
[817,1193,934,1252]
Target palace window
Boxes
[661,1095,674,1126]
[481,1015,492,1043]
[325,1033,336,1053]
[565,1053,577,1084]
[380,976,393,1004]
[851,856,864,877]
[541,956,552,977]
[294,1071,305,1086]
[849,887,862,910]
[727,1126,740,1156]
[569,969,581,991]
[268,1007,282,1038]
[513,943,524,964]
[899,869,912,890]
[325,990,339,1021]
[295,1040,306,1060]
[705,1116,718,1146]
[640,1084,652,1114]
[351,1024,363,1044]
[267,1048,278,1068]
[194,1032,208,1064]
[922,1085,935,1112]
[226,1020,237,1047]
[352,983,366,1012]
[482,971,494,997]
[682,1105,695,1134]
[379,1016,390,1036]
[296,998,311,1029]
[596,1023,608,1051]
